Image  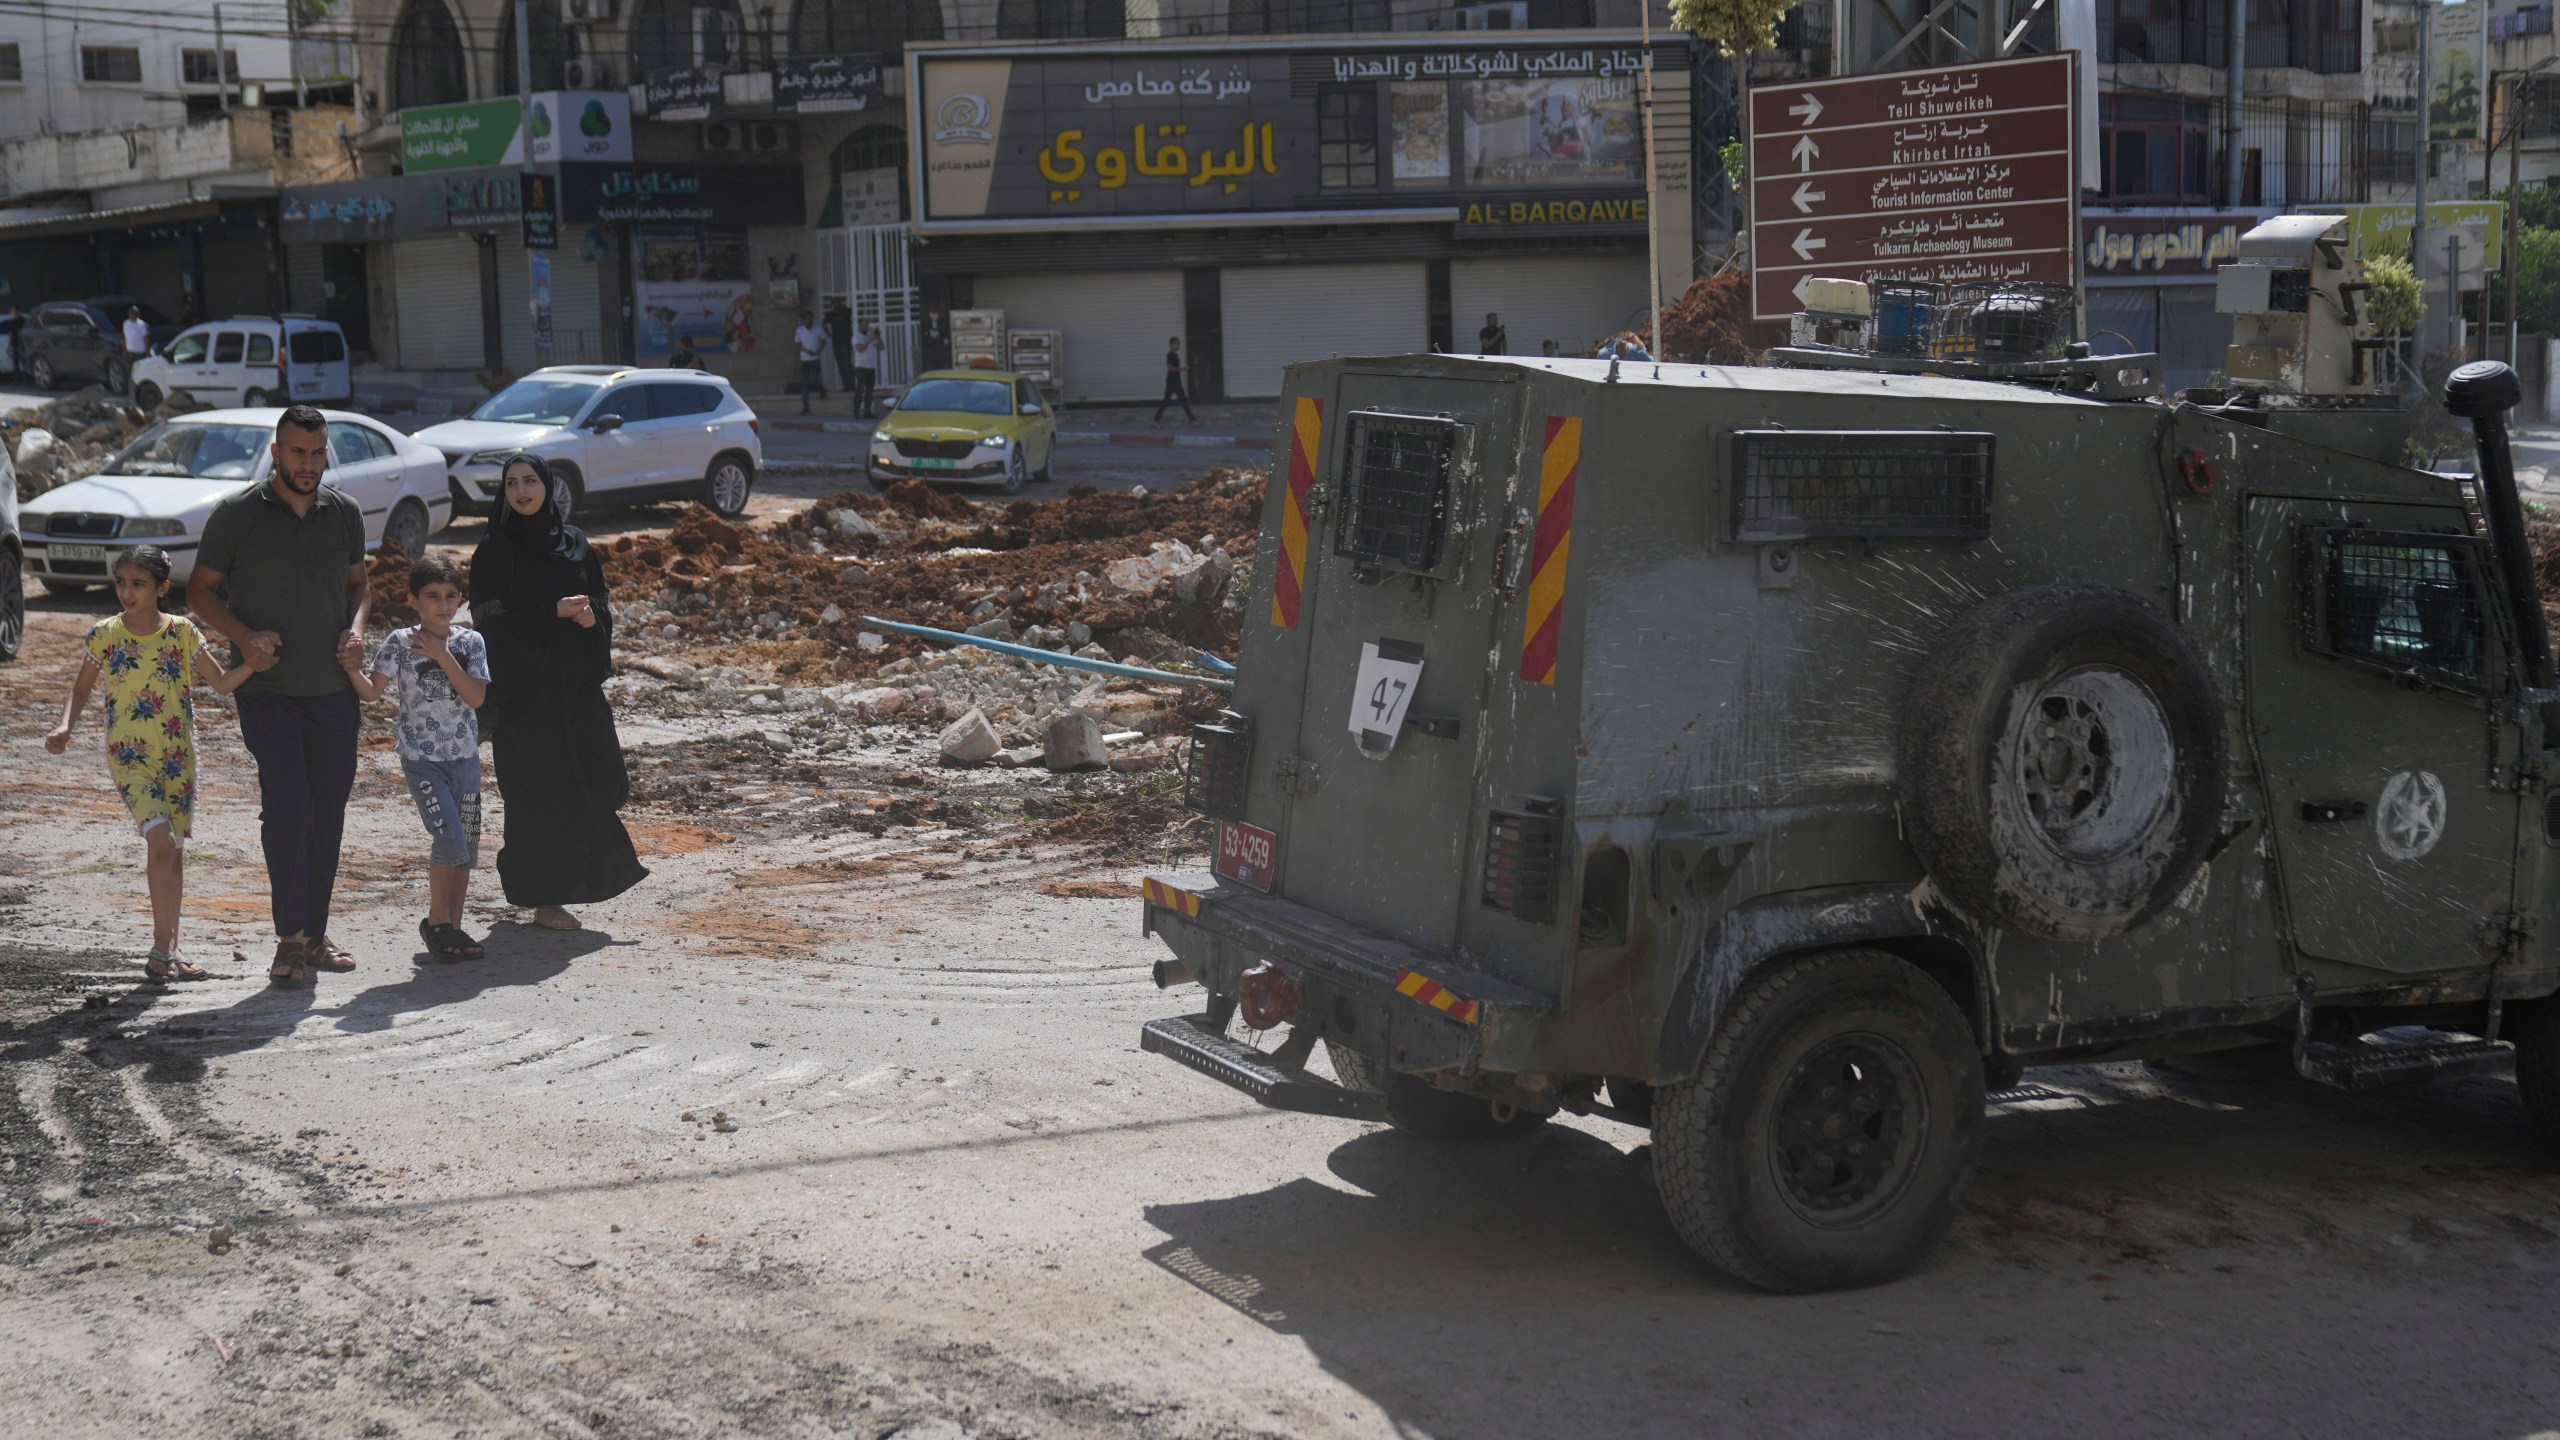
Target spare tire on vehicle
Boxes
[1895,584,2226,943]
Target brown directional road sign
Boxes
[1746,53,2080,320]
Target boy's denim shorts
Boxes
[399,754,482,869]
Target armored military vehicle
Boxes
[1136,217,2560,1292]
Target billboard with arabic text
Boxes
[909,36,1683,233]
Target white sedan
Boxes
[18,408,454,594]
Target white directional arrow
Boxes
[1790,181,1827,214]
[1793,276,1816,304]
[1791,228,1826,262]
[1788,93,1824,126]
[1791,134,1820,173]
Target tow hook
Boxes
[1238,960,1305,1030]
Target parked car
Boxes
[18,408,454,593]
[415,365,762,520]
[866,370,1057,493]
[132,316,351,411]
[17,297,178,395]
[0,445,20,661]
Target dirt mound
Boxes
[1600,273,1787,365]
[881,477,975,520]
[365,544,418,627]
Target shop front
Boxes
[909,34,1692,402]
[2079,210,2267,393]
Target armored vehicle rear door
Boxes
[1273,372,1520,955]
[2243,496,2521,974]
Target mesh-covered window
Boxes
[1335,412,1460,573]
[2310,529,2492,687]
[1731,430,1994,541]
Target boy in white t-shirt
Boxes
[344,554,490,960]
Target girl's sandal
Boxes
[425,924,486,961]
[268,939,311,988]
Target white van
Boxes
[131,315,351,411]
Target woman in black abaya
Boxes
[469,454,647,929]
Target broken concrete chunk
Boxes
[1042,712,1109,773]
[964,615,1016,641]
[938,708,1002,765]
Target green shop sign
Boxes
[402,98,524,173]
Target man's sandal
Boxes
[268,938,310,988]
[143,949,208,983]
[423,923,485,961]
[307,936,357,973]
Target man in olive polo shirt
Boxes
[188,404,371,985]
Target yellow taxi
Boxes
[866,368,1058,493]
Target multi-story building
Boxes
[0,1,357,326]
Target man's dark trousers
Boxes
[236,688,360,938]
[1155,374,1195,422]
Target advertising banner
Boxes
[913,37,1681,232]
[401,98,523,173]
[557,163,806,226]
[530,91,632,165]
[2429,1,2485,143]
[777,53,888,115]
[2334,200,2507,269]
[2082,213,2262,278]
[522,171,559,250]
[647,69,724,122]
[634,225,755,356]
[282,167,525,242]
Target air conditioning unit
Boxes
[745,121,793,154]
[566,0,619,20]
[693,7,742,67]
[563,56,615,89]
[702,120,743,152]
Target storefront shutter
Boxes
[972,270,1186,404]
[118,245,186,318]
[544,248,607,364]
[285,242,327,316]
[1450,254,1650,358]
[201,231,271,320]
[390,235,486,371]
[1220,262,1427,400]
[495,235,536,373]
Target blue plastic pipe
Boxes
[859,615,1234,690]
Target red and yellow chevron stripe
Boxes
[1142,876,1202,918]
[1269,396,1323,628]
[1518,415,1579,684]
[1395,969,1481,1025]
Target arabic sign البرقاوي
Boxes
[776,53,887,115]
[401,97,523,173]
[2082,214,2263,278]
[2332,200,2507,270]
[913,38,1683,232]
[1745,53,2079,320]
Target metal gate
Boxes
[818,222,919,389]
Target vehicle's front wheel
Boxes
[0,543,23,661]
[133,381,163,412]
[103,358,129,396]
[2514,995,2560,1150]
[1327,1043,1549,1140]
[27,355,54,390]
[381,499,430,561]
[702,454,754,518]
[1000,446,1027,494]
[1034,444,1056,484]
[1652,948,1983,1293]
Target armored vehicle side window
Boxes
[2306,530,2492,688]
[1335,411,1461,574]
[1730,430,1994,541]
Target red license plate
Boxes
[1214,820,1277,892]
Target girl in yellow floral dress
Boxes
[44,545,252,981]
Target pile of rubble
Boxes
[7,387,198,500]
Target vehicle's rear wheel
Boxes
[27,355,54,390]
[1896,585,2226,943]
[103,358,129,396]
[1652,948,1983,1293]
[1327,1042,1549,1140]
[0,543,23,661]
[133,381,163,412]
[381,499,430,561]
[242,387,273,408]
[702,454,754,518]
[2514,995,2560,1150]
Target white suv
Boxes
[131,315,351,410]
[415,365,763,519]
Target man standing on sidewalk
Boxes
[187,405,370,986]
[793,310,827,414]
[1154,336,1196,424]
[1478,312,1508,355]
[850,320,882,418]
[823,300,854,404]
[122,306,153,363]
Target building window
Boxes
[790,0,946,54]
[81,45,144,84]
[1318,85,1379,188]
[390,0,468,109]
[0,43,20,83]
[2101,95,2211,203]
[181,49,240,86]
[496,0,569,93]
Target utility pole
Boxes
[1639,0,1662,356]
[288,0,307,109]
[2415,1,2433,362]
[212,4,229,117]
[2223,0,2246,207]
[518,0,551,360]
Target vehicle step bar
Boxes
[1140,1014,1385,1121]
[2296,1037,2514,1091]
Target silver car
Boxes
[416,365,763,520]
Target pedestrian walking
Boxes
[1155,336,1196,424]
[43,545,253,981]
[341,554,490,961]
[824,300,854,402]
[0,304,23,381]
[668,334,700,369]
[793,310,827,413]
[122,305,152,359]
[185,405,372,987]
[1478,312,1508,355]
[469,454,648,931]
[850,320,882,418]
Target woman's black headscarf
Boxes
[492,452,590,564]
